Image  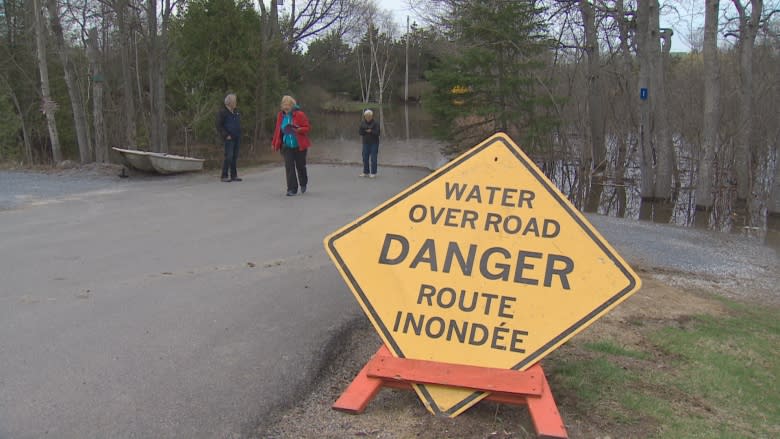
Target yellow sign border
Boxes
[325,133,640,416]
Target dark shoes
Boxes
[231,177,242,182]
[287,186,306,196]
[221,177,230,182]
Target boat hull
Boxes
[148,153,205,174]
[112,147,154,172]
[112,147,205,174]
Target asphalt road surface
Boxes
[1,163,776,439]
[0,165,431,438]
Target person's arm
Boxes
[294,111,311,135]
[215,109,230,140]
[271,112,282,151]
[373,120,380,138]
[359,121,367,136]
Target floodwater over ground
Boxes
[309,104,780,250]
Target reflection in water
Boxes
[670,135,697,228]
[311,104,779,249]
[308,104,435,141]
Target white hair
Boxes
[224,93,236,106]
[281,95,297,107]
[363,109,373,117]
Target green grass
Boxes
[549,299,780,438]
[648,302,780,438]
[553,356,629,405]
[584,340,650,360]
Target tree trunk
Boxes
[254,20,267,150]
[87,28,107,163]
[733,0,760,200]
[147,0,157,150]
[7,85,33,164]
[147,0,168,153]
[637,0,656,199]
[747,146,777,239]
[32,0,62,163]
[579,0,605,213]
[733,0,764,231]
[698,0,720,210]
[710,140,736,232]
[48,0,92,163]
[118,0,137,149]
[614,0,633,218]
[157,0,169,153]
[580,0,605,171]
[256,2,278,149]
[655,26,674,200]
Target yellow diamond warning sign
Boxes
[324,133,641,417]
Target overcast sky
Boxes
[367,0,692,52]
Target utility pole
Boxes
[405,15,409,102]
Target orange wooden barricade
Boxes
[333,345,568,439]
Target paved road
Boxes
[0,163,777,439]
[0,165,430,439]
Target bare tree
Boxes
[356,42,375,104]
[3,78,34,164]
[257,1,281,148]
[367,11,398,135]
[87,27,107,163]
[636,0,675,201]
[578,0,606,211]
[349,1,379,105]
[143,0,175,152]
[655,24,675,200]
[579,0,605,173]
[117,0,138,149]
[48,0,92,163]
[728,0,777,237]
[637,0,658,199]
[90,0,138,150]
[278,0,358,49]
[727,0,761,198]
[700,0,723,222]
[32,0,63,163]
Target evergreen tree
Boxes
[168,0,262,142]
[425,0,557,151]
[303,32,354,95]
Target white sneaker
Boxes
[359,173,368,177]
[369,174,377,178]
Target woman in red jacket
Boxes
[272,95,311,196]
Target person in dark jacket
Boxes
[272,95,311,196]
[358,109,380,178]
[215,93,242,182]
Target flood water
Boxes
[308,104,780,251]
[309,104,435,141]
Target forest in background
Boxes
[0,0,778,237]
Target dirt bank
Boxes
[259,264,777,439]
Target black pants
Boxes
[282,148,308,192]
[221,138,239,179]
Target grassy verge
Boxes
[548,298,779,438]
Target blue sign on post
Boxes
[640,88,648,100]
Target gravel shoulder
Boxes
[259,260,778,439]
[260,207,778,439]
